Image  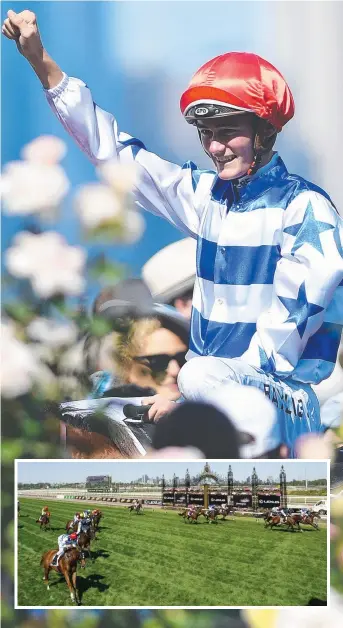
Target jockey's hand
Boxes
[141,395,177,423]
[2,10,43,60]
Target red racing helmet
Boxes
[70,533,77,540]
[180,52,294,175]
[180,52,294,131]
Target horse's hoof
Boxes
[47,585,50,591]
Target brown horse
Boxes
[77,529,94,561]
[91,511,103,530]
[203,508,219,524]
[183,507,204,523]
[218,505,233,520]
[301,512,321,530]
[40,547,86,604]
[264,513,298,532]
[36,513,51,531]
[128,502,143,514]
[66,519,77,533]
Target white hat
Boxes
[142,238,197,303]
[204,384,281,458]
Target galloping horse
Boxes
[128,502,143,514]
[292,512,320,532]
[218,504,233,520]
[77,529,95,561]
[40,547,86,605]
[36,513,51,531]
[203,508,219,524]
[91,510,103,530]
[66,519,78,533]
[185,507,204,523]
[264,512,298,532]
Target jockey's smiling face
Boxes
[197,115,256,180]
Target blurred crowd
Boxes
[56,237,343,463]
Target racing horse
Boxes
[77,528,95,561]
[66,519,78,533]
[203,508,219,524]
[40,547,86,605]
[36,513,51,531]
[217,504,233,520]
[183,507,204,523]
[128,502,143,514]
[91,510,103,530]
[292,511,321,531]
[264,512,298,532]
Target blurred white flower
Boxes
[74,183,122,229]
[97,160,139,194]
[27,317,78,348]
[1,160,69,215]
[5,231,86,298]
[295,433,333,459]
[21,135,67,165]
[121,209,145,243]
[58,339,87,375]
[0,322,52,398]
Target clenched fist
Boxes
[2,9,43,60]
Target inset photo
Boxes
[16,459,329,608]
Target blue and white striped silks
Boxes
[45,74,343,386]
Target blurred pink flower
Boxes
[21,135,67,165]
[1,160,69,215]
[331,523,340,540]
[5,232,86,298]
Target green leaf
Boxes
[3,302,36,325]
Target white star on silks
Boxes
[278,282,324,339]
[283,200,334,256]
[258,346,276,373]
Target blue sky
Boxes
[17,460,328,484]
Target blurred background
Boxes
[2,0,343,305]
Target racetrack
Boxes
[17,498,327,607]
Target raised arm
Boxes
[3,9,213,237]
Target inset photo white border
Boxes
[15,458,330,610]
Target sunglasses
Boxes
[133,351,187,375]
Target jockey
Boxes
[271,506,279,515]
[31,43,342,458]
[280,508,289,520]
[77,514,91,535]
[51,533,78,566]
[39,506,49,522]
[73,512,81,523]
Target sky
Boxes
[17,460,328,484]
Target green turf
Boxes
[17,498,327,607]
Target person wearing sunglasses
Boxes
[119,318,187,401]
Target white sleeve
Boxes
[45,74,214,238]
